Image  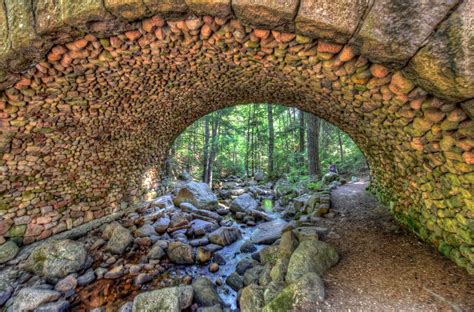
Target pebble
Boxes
[55,275,77,296]
[134,273,153,287]
[77,269,96,286]
[209,263,219,273]
[104,265,124,279]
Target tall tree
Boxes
[202,116,210,182]
[298,110,305,166]
[338,129,344,162]
[307,113,321,177]
[267,104,274,176]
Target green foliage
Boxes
[170,104,367,184]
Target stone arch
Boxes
[0,1,472,272]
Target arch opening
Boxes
[0,13,472,273]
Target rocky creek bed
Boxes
[0,173,341,312]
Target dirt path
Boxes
[321,179,473,312]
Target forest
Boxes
[166,104,368,186]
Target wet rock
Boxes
[250,219,288,244]
[6,287,61,312]
[77,269,96,286]
[134,273,153,287]
[148,244,166,260]
[243,266,264,286]
[104,265,124,279]
[0,286,13,306]
[239,284,265,312]
[203,244,223,253]
[189,219,219,236]
[192,277,221,307]
[136,224,157,237]
[190,237,209,247]
[0,240,19,264]
[240,240,257,253]
[153,216,170,234]
[24,239,88,282]
[208,227,241,246]
[104,223,133,255]
[35,300,70,312]
[132,285,193,311]
[174,181,218,210]
[286,240,339,283]
[167,241,194,264]
[197,246,213,263]
[55,275,77,295]
[180,203,223,222]
[230,193,258,213]
[226,272,244,291]
[263,273,325,311]
[236,258,255,275]
[212,253,226,265]
[209,263,219,273]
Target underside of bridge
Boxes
[0,1,472,271]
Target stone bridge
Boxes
[0,0,472,272]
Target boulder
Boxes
[153,216,170,234]
[286,240,339,283]
[189,219,219,236]
[226,272,243,291]
[147,244,165,260]
[322,172,339,185]
[250,219,288,244]
[136,224,157,237]
[180,203,223,222]
[192,277,221,307]
[24,239,88,282]
[263,273,325,311]
[174,181,218,210]
[196,246,213,263]
[35,300,70,312]
[0,240,18,264]
[132,286,193,312]
[167,241,194,264]
[208,227,241,246]
[104,222,133,255]
[230,193,258,213]
[6,287,61,312]
[243,266,264,286]
[239,284,265,312]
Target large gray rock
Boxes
[353,0,459,65]
[104,222,133,255]
[295,0,368,43]
[230,193,258,213]
[189,219,219,236]
[322,171,339,185]
[0,240,18,264]
[250,219,288,244]
[167,241,194,264]
[286,240,339,283]
[208,227,241,246]
[35,300,70,312]
[24,239,88,282]
[174,181,218,210]
[192,277,221,307]
[132,286,193,312]
[405,0,474,101]
[263,273,325,311]
[6,287,61,312]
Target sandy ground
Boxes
[320,179,473,312]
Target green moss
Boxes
[263,288,295,312]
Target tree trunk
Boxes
[245,107,251,177]
[207,115,220,186]
[338,129,344,163]
[307,113,321,177]
[202,116,210,183]
[267,104,274,177]
[298,109,305,166]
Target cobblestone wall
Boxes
[0,1,472,272]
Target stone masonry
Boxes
[0,1,472,272]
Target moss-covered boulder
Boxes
[286,240,339,283]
